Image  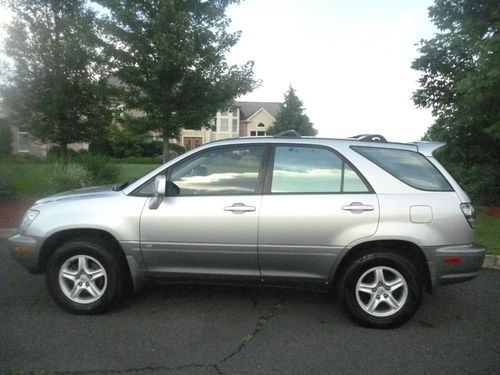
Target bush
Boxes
[50,164,92,192]
[78,153,121,185]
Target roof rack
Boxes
[350,134,387,143]
[273,130,301,138]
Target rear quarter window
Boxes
[351,146,453,191]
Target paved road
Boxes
[1,240,499,375]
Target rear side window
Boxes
[351,146,453,191]
[271,146,370,193]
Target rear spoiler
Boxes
[412,141,446,157]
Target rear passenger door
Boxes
[258,145,379,283]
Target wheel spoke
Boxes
[61,269,77,281]
[77,256,86,273]
[387,277,404,291]
[70,284,82,299]
[86,282,101,298]
[358,283,375,295]
[385,293,401,310]
[89,269,106,280]
[366,295,381,313]
[375,268,385,285]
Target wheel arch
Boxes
[331,240,432,293]
[39,229,131,281]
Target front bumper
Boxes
[425,243,486,288]
[8,233,45,273]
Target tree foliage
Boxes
[412,0,500,204]
[267,86,317,136]
[1,0,114,163]
[96,0,258,161]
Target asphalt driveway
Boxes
[1,239,499,374]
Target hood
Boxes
[34,185,119,206]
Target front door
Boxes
[140,144,266,279]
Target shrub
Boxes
[50,164,91,192]
[78,153,120,185]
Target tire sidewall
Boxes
[46,240,123,314]
[341,252,422,328]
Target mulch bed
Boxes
[483,207,500,217]
[0,201,36,228]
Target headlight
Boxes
[20,209,39,232]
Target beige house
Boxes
[2,99,281,156]
[181,101,281,150]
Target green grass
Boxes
[475,212,500,255]
[1,161,159,200]
[118,163,159,181]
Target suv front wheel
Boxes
[339,252,423,328]
[46,239,125,314]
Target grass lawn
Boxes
[1,162,159,201]
[118,163,159,181]
[475,212,500,255]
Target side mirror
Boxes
[148,175,166,209]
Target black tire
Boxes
[338,252,422,328]
[46,239,126,314]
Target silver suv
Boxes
[8,133,485,328]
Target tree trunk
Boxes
[62,143,69,170]
[162,133,170,163]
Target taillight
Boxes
[460,203,476,228]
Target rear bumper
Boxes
[424,244,486,288]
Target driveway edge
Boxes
[1,228,499,269]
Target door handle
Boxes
[224,203,256,213]
[341,202,374,212]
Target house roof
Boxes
[235,101,282,121]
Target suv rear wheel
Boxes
[46,239,125,314]
[338,252,422,328]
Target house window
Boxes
[211,118,217,132]
[250,131,266,137]
[257,123,266,128]
[220,118,229,132]
[231,108,238,117]
[18,132,30,153]
[232,119,238,133]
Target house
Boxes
[1,98,282,156]
[0,98,88,158]
[180,101,281,150]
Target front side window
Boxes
[271,146,369,193]
[352,146,453,191]
[169,145,265,195]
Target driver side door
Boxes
[139,144,267,280]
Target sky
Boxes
[0,0,437,142]
[225,0,437,142]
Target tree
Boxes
[1,0,113,164]
[412,0,500,204]
[267,86,317,136]
[96,0,258,162]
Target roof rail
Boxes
[273,130,301,138]
[350,134,387,143]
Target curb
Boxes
[1,228,499,270]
